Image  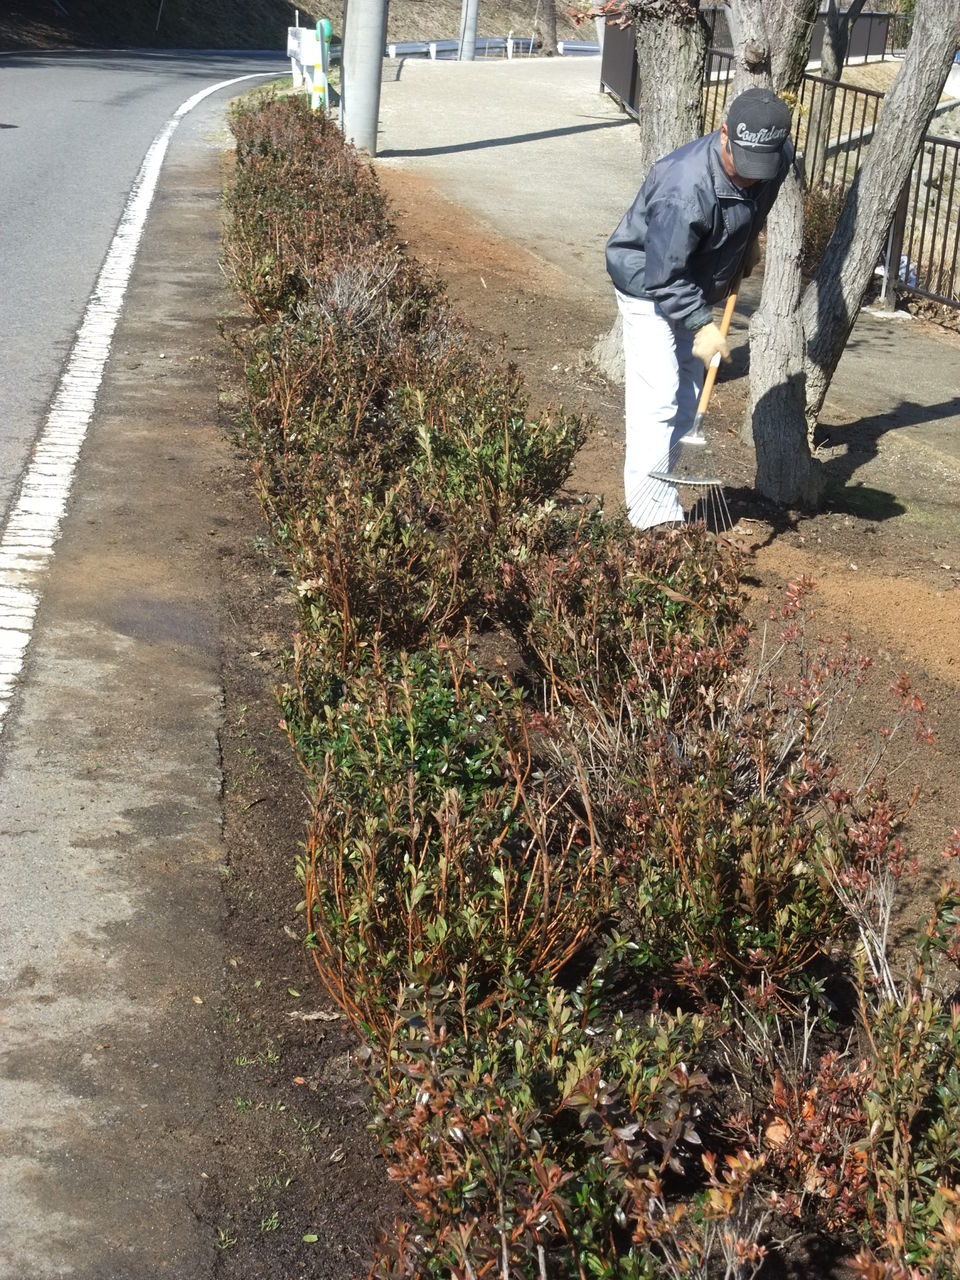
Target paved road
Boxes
[0,50,283,1279]
[0,50,281,526]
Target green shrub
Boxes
[291,647,613,1038]
[225,94,389,316]
[369,975,717,1280]
[505,504,746,712]
[221,92,957,1280]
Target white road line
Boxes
[0,71,273,737]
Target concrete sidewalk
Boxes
[375,56,960,481]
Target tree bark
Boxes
[748,168,822,504]
[727,0,821,505]
[535,0,559,56]
[633,8,708,167]
[802,0,960,427]
[730,0,818,98]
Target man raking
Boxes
[606,88,793,530]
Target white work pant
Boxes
[616,290,704,529]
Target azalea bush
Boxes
[290,646,613,1040]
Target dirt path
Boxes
[376,160,960,923]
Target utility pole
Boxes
[341,0,388,154]
[458,0,479,60]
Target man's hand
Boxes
[692,322,731,368]
[742,238,762,277]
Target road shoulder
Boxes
[0,108,235,1280]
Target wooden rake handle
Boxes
[695,287,739,417]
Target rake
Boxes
[634,287,738,534]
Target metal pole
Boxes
[341,0,388,154]
[459,0,479,61]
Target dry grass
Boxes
[840,61,902,94]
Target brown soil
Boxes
[204,305,401,1275]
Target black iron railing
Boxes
[885,134,960,308]
[794,71,885,190]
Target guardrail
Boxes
[288,22,335,111]
[385,37,600,60]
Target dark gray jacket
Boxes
[606,130,790,331]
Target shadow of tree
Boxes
[810,394,960,520]
[378,117,632,160]
[721,484,801,548]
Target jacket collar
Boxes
[709,134,754,202]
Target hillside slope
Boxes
[0,0,580,51]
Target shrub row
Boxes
[224,93,960,1279]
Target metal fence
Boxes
[792,71,886,189]
[885,134,960,308]
[385,36,599,60]
[701,6,893,63]
[701,47,734,131]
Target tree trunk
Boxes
[727,0,821,505]
[749,168,822,504]
[590,4,708,382]
[802,0,960,426]
[728,0,818,98]
[807,0,868,188]
[633,9,708,167]
[535,0,559,56]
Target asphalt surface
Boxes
[0,50,283,526]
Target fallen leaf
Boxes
[329,1146,346,1164]
[193,996,204,1005]
[287,1010,339,1022]
[764,1117,790,1149]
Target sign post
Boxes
[287,20,333,112]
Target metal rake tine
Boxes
[715,482,733,533]
[701,482,733,534]
[625,441,680,513]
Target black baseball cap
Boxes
[726,88,792,180]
